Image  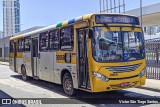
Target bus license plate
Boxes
[121,82,129,87]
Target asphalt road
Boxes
[0,64,160,107]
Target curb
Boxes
[137,86,160,93]
[0,63,9,66]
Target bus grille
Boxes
[109,75,139,80]
[105,64,141,72]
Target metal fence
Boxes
[145,38,160,80]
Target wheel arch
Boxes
[61,68,71,85]
[21,64,25,71]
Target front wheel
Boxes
[63,73,76,96]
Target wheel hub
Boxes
[65,78,72,91]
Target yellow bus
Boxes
[9,13,146,96]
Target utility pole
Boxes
[100,0,102,12]
[123,0,125,13]
[99,0,125,13]
[140,0,143,28]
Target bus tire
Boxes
[63,73,75,96]
[21,66,29,81]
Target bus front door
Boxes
[31,38,39,78]
[77,29,90,89]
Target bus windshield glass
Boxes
[92,27,145,62]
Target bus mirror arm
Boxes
[132,24,136,31]
[89,29,93,39]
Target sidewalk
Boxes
[138,79,160,92]
[0,61,159,92]
[0,61,9,66]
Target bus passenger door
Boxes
[23,37,32,76]
[14,42,18,72]
[77,29,90,89]
[31,38,39,78]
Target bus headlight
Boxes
[138,68,146,78]
[92,71,109,82]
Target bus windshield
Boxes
[92,27,145,62]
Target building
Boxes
[0,26,44,61]
[126,3,160,39]
[3,0,20,38]
[0,30,4,39]
[13,26,44,36]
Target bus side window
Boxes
[49,29,59,50]
[39,32,49,52]
[24,37,31,52]
[18,39,24,52]
[10,41,14,53]
[60,26,74,50]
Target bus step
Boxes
[80,85,91,90]
[33,76,39,80]
[79,87,91,92]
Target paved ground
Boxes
[139,79,160,92]
[1,61,160,92]
[0,64,160,106]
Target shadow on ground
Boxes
[11,75,160,106]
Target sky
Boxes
[0,0,160,31]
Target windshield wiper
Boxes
[103,23,110,30]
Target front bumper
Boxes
[91,73,146,92]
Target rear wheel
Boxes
[63,73,76,96]
[21,66,29,81]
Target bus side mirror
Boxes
[89,29,93,39]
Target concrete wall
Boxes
[0,36,11,62]
[126,3,160,17]
[126,3,160,27]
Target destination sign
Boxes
[96,15,140,25]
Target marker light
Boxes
[68,19,75,24]
[138,68,146,78]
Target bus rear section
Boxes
[9,36,24,73]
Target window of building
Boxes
[14,1,17,7]
[60,26,74,50]
[4,47,9,57]
[49,29,59,50]
[24,37,31,52]
[10,41,14,52]
[3,1,5,7]
[0,48,2,57]
[39,32,49,51]
[18,39,24,52]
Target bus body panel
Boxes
[23,52,32,76]
[54,63,78,89]
[16,52,23,74]
[91,59,146,92]
[92,74,146,92]
[9,53,14,71]
[38,52,55,82]
[55,50,78,89]
[16,58,23,74]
